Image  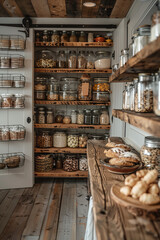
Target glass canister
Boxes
[69,31,77,42]
[51,30,60,43]
[47,90,58,100]
[35,90,46,100]
[67,134,79,148]
[129,34,137,58]
[14,94,25,108]
[48,77,59,92]
[46,110,54,124]
[55,111,64,123]
[1,94,13,108]
[63,115,71,124]
[37,130,52,148]
[53,132,67,147]
[77,110,84,124]
[35,50,57,68]
[122,85,127,110]
[57,50,67,68]
[34,77,47,91]
[63,155,79,171]
[60,77,78,91]
[79,134,88,148]
[61,31,69,42]
[100,110,109,125]
[84,109,92,125]
[59,90,77,101]
[38,110,46,124]
[71,110,77,124]
[79,156,88,171]
[93,78,109,92]
[78,77,92,100]
[86,51,95,69]
[122,85,130,110]
[134,25,151,54]
[140,136,160,169]
[153,71,160,116]
[135,73,154,112]
[92,109,100,125]
[0,35,10,49]
[95,51,111,69]
[119,49,129,67]
[78,51,87,69]
[88,32,94,42]
[78,31,87,42]
[151,1,160,42]
[68,50,77,68]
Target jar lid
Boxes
[137,25,151,36]
[85,109,91,113]
[39,111,45,113]
[138,73,153,82]
[96,51,110,55]
[92,109,99,114]
[145,136,160,148]
[38,107,45,111]
[121,49,129,55]
[93,77,109,82]
[61,77,77,81]
[90,135,103,140]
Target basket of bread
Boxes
[0,152,25,169]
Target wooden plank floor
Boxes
[0,179,88,240]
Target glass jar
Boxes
[122,85,130,110]
[71,110,77,124]
[46,110,54,124]
[51,30,60,43]
[47,91,58,100]
[78,78,92,100]
[53,132,67,147]
[14,94,25,108]
[68,134,79,148]
[84,109,92,125]
[1,127,10,141]
[60,77,78,91]
[59,90,77,101]
[92,109,100,125]
[69,31,77,42]
[153,72,160,116]
[86,51,95,69]
[100,110,109,125]
[135,73,153,112]
[1,94,13,108]
[68,51,77,68]
[134,25,151,54]
[151,1,160,42]
[79,156,88,171]
[61,31,69,43]
[0,56,10,68]
[92,91,110,101]
[78,51,87,69]
[88,33,94,42]
[34,77,47,91]
[63,115,71,124]
[119,49,129,67]
[79,31,86,42]
[35,32,40,42]
[55,111,64,123]
[56,155,63,169]
[35,90,46,100]
[42,30,48,42]
[38,111,46,124]
[57,50,67,68]
[79,134,88,148]
[95,51,111,69]
[130,78,138,111]
[48,77,59,92]
[63,156,79,171]
[93,78,109,92]
[10,36,25,49]
[140,136,160,169]
[37,130,52,148]
[35,50,57,68]
[77,110,84,124]
[0,35,10,49]
[129,34,137,58]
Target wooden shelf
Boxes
[109,36,160,82]
[35,169,88,178]
[35,68,112,74]
[112,109,160,137]
[34,100,111,106]
[35,42,113,48]
[34,123,111,129]
[35,148,87,153]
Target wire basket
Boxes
[0,55,24,69]
[0,125,26,141]
[0,94,25,109]
[0,35,26,50]
[0,74,25,88]
[0,152,25,169]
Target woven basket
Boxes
[35,154,53,172]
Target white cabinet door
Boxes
[0,26,34,189]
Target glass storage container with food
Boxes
[79,134,88,148]
[86,51,95,69]
[48,77,59,92]
[63,115,71,124]
[92,109,100,125]
[42,30,48,42]
[140,136,160,169]
[12,74,25,88]
[67,134,79,148]
[46,110,54,124]
[55,111,64,123]
[153,72,160,116]
[59,90,77,101]
[93,78,109,92]
[1,127,10,141]
[56,155,63,169]
[18,125,26,140]
[34,77,47,91]
[14,94,25,108]
[51,30,60,43]
[0,56,10,68]
[95,51,111,69]
[71,110,77,124]
[100,110,109,124]
[134,25,151,54]
[122,85,127,110]
[135,73,154,112]
[78,77,92,100]
[129,34,137,58]
[88,32,94,42]
[69,31,77,42]
[78,31,87,42]
[60,77,78,91]
[84,109,92,125]
[0,35,10,49]
[68,50,77,68]
[93,91,110,101]
[11,55,24,68]
[112,64,119,73]
[119,49,129,67]
[61,31,69,43]
[53,132,67,147]
[79,156,88,171]
[77,110,84,124]
[35,50,57,68]
[38,111,46,124]
[151,1,160,42]
[63,156,79,171]
[78,51,87,69]
[46,90,58,100]
[35,90,46,100]
[122,85,130,110]
[37,130,52,148]
[130,79,138,111]
[10,35,25,49]
[57,50,67,68]
[1,94,13,108]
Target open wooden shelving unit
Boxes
[35,169,88,178]
[35,68,112,74]
[35,147,87,153]
[34,123,111,129]
[112,109,160,137]
[35,42,113,48]
[34,100,111,106]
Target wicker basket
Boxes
[35,154,53,172]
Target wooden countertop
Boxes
[87,140,160,240]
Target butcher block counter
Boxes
[87,139,160,240]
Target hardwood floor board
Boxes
[0,189,9,204]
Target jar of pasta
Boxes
[35,50,57,68]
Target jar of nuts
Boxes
[79,134,88,148]
[63,155,79,171]
[140,136,160,169]
[68,134,79,148]
[37,130,52,148]
[63,115,71,124]
[79,156,88,171]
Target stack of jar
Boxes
[0,94,25,108]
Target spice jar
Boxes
[61,31,69,43]
[51,30,60,43]
[93,78,109,92]
[37,130,52,148]
[55,111,64,123]
[153,72,160,116]
[46,110,54,124]
[78,51,86,69]
[34,77,47,91]
[84,109,92,125]
[79,134,88,148]
[92,109,100,125]
[100,110,109,124]
[47,91,58,100]
[68,134,79,148]
[119,49,129,67]
[0,56,10,68]
[57,50,67,68]
[68,51,77,68]
[53,132,67,147]
[135,73,153,112]
[86,51,95,69]
[95,51,111,69]
[63,115,71,124]
[77,110,84,124]
[0,35,10,49]
[63,156,79,171]
[151,1,160,42]
[79,156,88,171]
[71,110,77,124]
[140,136,160,169]
[69,31,77,42]
[134,25,151,54]
[1,94,13,108]
[38,111,46,124]
[78,31,86,42]
[2,127,10,141]
[78,75,92,100]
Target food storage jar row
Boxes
[0,55,24,68]
[0,152,25,170]
[35,50,111,69]
[35,30,113,43]
[0,125,26,141]
[0,74,25,88]
[0,35,25,49]
[0,94,25,108]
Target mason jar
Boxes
[79,156,88,171]
[67,134,79,148]
[86,51,95,69]
[95,51,111,69]
[78,51,87,69]
[151,2,160,42]
[79,134,88,148]
[60,77,78,91]
[134,25,151,54]
[68,50,77,68]
[57,50,67,68]
[51,30,60,43]
[71,110,77,124]
[119,49,129,67]
[61,31,69,43]
[100,110,109,125]
[92,109,100,125]
[38,110,46,124]
[78,31,87,42]
[69,31,77,42]
[46,110,54,124]
[77,110,84,124]
[84,109,92,125]
[53,132,67,147]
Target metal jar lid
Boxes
[121,49,129,55]
[137,25,151,36]
[145,136,160,148]
[138,73,153,82]
[61,77,77,81]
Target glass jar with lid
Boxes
[38,110,46,124]
[77,110,84,124]
[95,51,111,69]
[100,110,109,125]
[59,90,77,101]
[129,34,137,58]
[153,71,160,116]
[37,130,52,148]
[48,77,59,92]
[79,156,88,171]
[78,31,87,42]
[68,50,77,68]
[42,30,48,42]
[35,50,57,68]
[119,49,129,67]
[135,73,154,112]
[140,136,160,169]
[71,110,77,124]
[69,31,77,42]
[57,50,67,68]
[14,94,25,108]
[130,79,138,111]
[35,90,46,100]
[86,51,95,69]
[151,1,160,42]
[51,30,60,43]
[60,77,78,91]
[46,109,54,124]
[79,134,88,148]
[53,132,67,147]
[78,51,87,69]
[0,35,10,49]
[1,94,13,108]
[93,78,109,92]
[1,127,10,141]
[92,92,110,101]
[63,115,71,124]
[63,155,79,171]
[67,134,79,148]
[84,109,92,125]
[122,85,130,110]
[134,25,151,54]
[34,77,47,91]
[92,109,100,125]
[78,76,92,100]
[47,90,58,100]
[55,111,64,123]
[61,31,69,43]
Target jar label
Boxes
[82,83,89,96]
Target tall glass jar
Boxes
[48,77,59,92]
[69,31,77,42]
[51,30,60,43]
[130,78,138,111]
[78,51,86,69]
[135,73,153,112]
[122,85,127,110]
[37,130,52,148]
[46,110,54,124]
[78,31,86,42]
[68,50,77,68]
[153,71,160,116]
[100,110,109,125]
[57,50,67,68]
[78,77,92,100]
[92,109,100,125]
[60,77,78,91]
[129,34,137,58]
[134,25,151,54]
[77,110,84,124]
[71,110,77,124]
[84,109,92,125]
[151,1,160,42]
[61,31,69,43]
[34,77,47,91]
[119,49,129,67]
[67,134,79,148]
[86,51,95,69]
[123,85,130,110]
[38,110,46,124]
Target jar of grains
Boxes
[79,134,88,148]
[140,136,160,169]
[100,110,109,124]
[67,134,79,148]
[57,50,67,68]
[78,77,92,100]
[53,132,67,148]
[37,130,52,148]
[79,156,88,171]
[68,51,77,68]
[95,51,111,69]
[38,111,46,124]
[63,156,79,171]
[86,51,95,69]
[48,77,59,92]
[35,90,46,100]
[71,110,77,124]
[78,51,86,69]
[77,110,84,124]
[46,110,54,124]
[51,30,60,43]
